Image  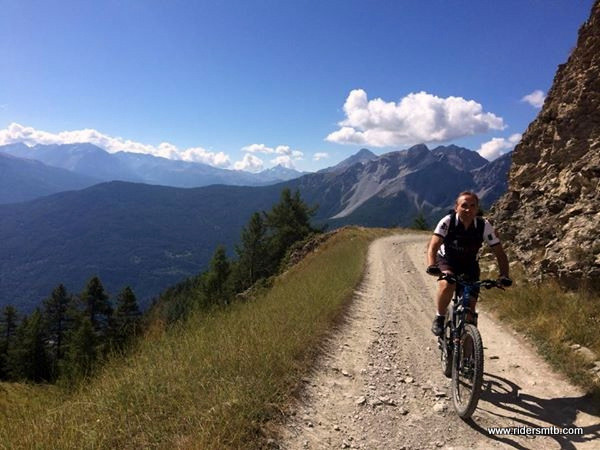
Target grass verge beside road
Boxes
[0,226,392,449]
[481,263,600,398]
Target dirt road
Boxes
[279,234,600,449]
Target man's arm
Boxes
[491,243,509,278]
[427,235,444,267]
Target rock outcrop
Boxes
[491,0,600,285]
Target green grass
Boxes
[0,226,392,449]
[481,262,600,397]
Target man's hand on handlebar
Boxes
[426,265,442,276]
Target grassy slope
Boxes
[0,227,391,449]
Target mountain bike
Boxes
[437,274,506,419]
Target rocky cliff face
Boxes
[491,0,600,285]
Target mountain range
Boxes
[0,142,307,203]
[0,143,510,312]
[0,152,100,204]
[286,144,505,227]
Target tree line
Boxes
[0,280,141,383]
[151,187,321,323]
[0,188,320,385]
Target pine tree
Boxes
[412,211,429,230]
[235,212,269,290]
[80,276,113,336]
[1,306,18,343]
[113,286,141,350]
[204,245,231,304]
[0,306,18,379]
[6,309,51,382]
[43,284,72,377]
[263,188,318,271]
[63,317,96,381]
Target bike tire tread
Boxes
[451,324,484,419]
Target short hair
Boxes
[455,191,479,206]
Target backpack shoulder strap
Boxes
[447,212,457,236]
[476,216,485,240]
[448,214,485,240]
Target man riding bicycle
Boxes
[426,191,512,336]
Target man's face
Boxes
[455,195,478,222]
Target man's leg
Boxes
[435,279,455,315]
[432,276,455,336]
[470,297,478,313]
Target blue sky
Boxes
[0,0,594,172]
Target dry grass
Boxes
[0,227,393,449]
[481,262,600,396]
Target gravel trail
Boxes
[279,233,600,449]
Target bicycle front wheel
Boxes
[440,312,452,378]
[451,324,484,419]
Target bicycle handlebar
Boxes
[437,273,506,290]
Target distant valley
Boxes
[0,143,510,312]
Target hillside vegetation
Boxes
[480,258,600,397]
[0,226,391,449]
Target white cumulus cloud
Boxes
[270,155,296,169]
[477,133,522,160]
[326,89,505,147]
[313,152,329,161]
[242,143,304,158]
[0,122,231,168]
[180,147,231,167]
[242,143,275,154]
[521,90,546,108]
[233,154,264,172]
[242,143,304,169]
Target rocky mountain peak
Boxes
[257,164,304,181]
[405,144,430,157]
[356,148,377,158]
[320,147,379,173]
[431,145,489,172]
[491,0,600,286]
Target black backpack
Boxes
[446,212,486,244]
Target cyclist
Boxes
[426,191,512,336]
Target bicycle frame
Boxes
[448,278,479,339]
[438,274,504,418]
[443,274,503,336]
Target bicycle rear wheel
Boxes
[451,324,484,419]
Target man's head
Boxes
[454,191,479,223]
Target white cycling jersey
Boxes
[433,214,500,260]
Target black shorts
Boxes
[436,254,480,296]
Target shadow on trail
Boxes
[467,372,600,449]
